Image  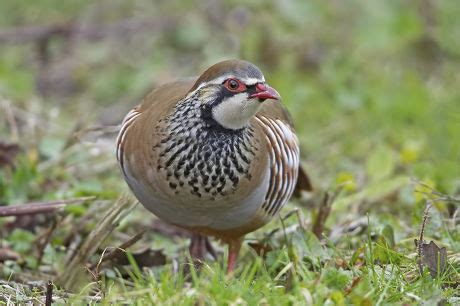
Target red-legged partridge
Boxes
[116,59,312,272]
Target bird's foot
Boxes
[188,233,217,271]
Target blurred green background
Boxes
[0,0,459,303]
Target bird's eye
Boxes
[224,78,246,92]
[228,79,239,89]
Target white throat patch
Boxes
[212,93,262,130]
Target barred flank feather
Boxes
[255,116,300,216]
[116,106,141,176]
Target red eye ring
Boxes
[224,78,246,92]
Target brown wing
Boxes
[116,79,195,177]
[258,100,313,195]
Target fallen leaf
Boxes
[113,248,167,267]
[415,240,448,278]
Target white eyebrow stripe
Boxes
[194,75,265,91]
[243,77,265,85]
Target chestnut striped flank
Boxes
[255,116,300,216]
[116,106,141,176]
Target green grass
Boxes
[0,0,459,304]
[62,220,457,305]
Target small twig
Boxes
[281,208,300,222]
[344,276,362,295]
[417,201,432,257]
[312,192,330,238]
[412,178,460,204]
[36,217,59,267]
[45,280,53,306]
[294,209,307,231]
[91,230,146,271]
[0,197,94,217]
[312,189,341,239]
[279,212,292,247]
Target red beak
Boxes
[249,83,281,101]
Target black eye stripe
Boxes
[246,84,257,94]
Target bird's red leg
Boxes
[227,237,243,273]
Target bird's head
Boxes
[188,60,280,131]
